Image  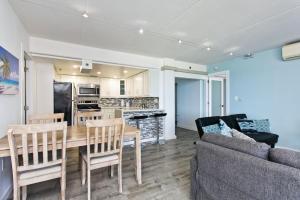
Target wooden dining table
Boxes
[0,124,142,184]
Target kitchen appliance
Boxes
[77,84,100,97]
[77,99,101,112]
[54,81,73,125]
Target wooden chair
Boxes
[80,118,125,200]
[28,113,64,124]
[7,122,68,200]
[76,111,102,125]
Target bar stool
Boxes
[151,113,167,144]
[129,115,149,130]
[129,115,149,148]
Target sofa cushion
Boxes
[202,123,221,134]
[201,134,270,159]
[230,129,256,142]
[236,119,257,133]
[269,148,300,169]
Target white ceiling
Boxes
[10,0,300,64]
[32,57,146,78]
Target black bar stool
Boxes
[129,115,149,148]
[129,115,149,129]
[151,113,167,144]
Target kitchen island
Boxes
[115,108,166,144]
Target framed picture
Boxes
[0,45,19,95]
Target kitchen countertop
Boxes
[117,108,164,112]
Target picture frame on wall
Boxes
[0,45,19,95]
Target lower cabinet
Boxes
[101,108,115,119]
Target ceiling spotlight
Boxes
[113,75,118,79]
[139,28,144,34]
[97,71,101,75]
[178,40,182,44]
[229,52,233,56]
[206,47,211,51]
[82,12,89,18]
[123,70,128,74]
[72,72,76,75]
[73,65,79,68]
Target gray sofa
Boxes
[191,134,300,200]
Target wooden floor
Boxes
[23,128,199,200]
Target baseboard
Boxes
[0,184,12,200]
[177,123,198,131]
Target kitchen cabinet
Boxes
[101,108,115,119]
[126,71,149,96]
[100,78,120,97]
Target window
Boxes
[120,80,125,95]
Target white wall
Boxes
[176,78,202,131]
[0,1,29,199]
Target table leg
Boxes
[135,131,142,184]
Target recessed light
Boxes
[229,52,233,56]
[178,40,182,44]
[123,70,128,74]
[97,71,101,75]
[139,28,144,34]
[72,72,76,75]
[113,75,117,79]
[73,65,79,69]
[206,47,211,51]
[82,12,89,18]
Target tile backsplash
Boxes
[100,97,159,109]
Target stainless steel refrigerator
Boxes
[53,81,73,126]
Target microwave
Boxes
[77,84,100,97]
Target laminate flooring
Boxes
[21,128,199,200]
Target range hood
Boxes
[80,59,93,73]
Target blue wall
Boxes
[209,48,300,150]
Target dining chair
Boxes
[76,111,102,125]
[7,122,67,200]
[28,113,64,124]
[80,118,125,200]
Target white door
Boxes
[208,77,225,116]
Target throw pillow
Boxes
[236,119,257,133]
[202,124,221,134]
[230,129,256,142]
[219,119,232,137]
[253,119,270,132]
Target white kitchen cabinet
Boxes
[125,71,149,96]
[100,78,120,97]
[101,108,115,119]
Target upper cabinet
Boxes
[126,71,149,96]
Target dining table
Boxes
[0,124,142,185]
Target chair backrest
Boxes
[7,122,67,173]
[28,113,64,124]
[85,118,125,161]
[77,111,102,125]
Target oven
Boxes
[77,84,100,97]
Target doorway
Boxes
[208,71,229,116]
[175,78,206,132]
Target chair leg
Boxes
[81,159,86,185]
[87,168,91,200]
[60,175,66,200]
[110,165,114,178]
[22,186,27,200]
[118,163,122,193]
